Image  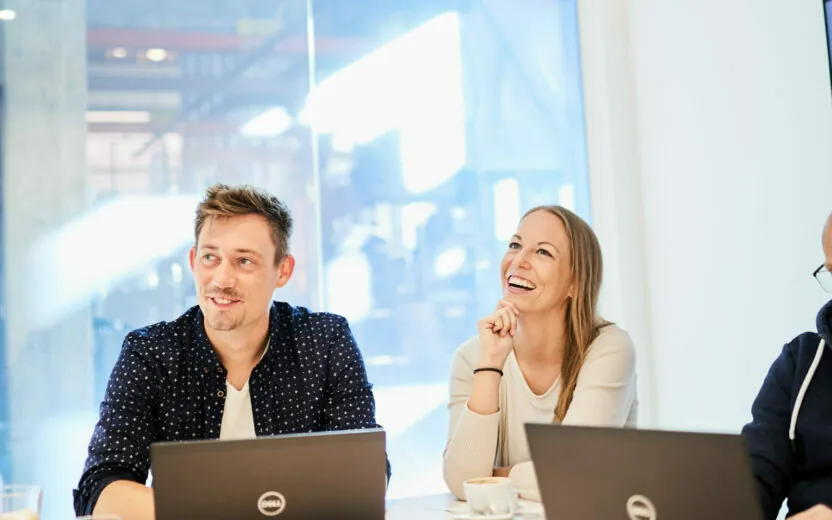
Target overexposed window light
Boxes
[558,183,575,211]
[170,262,183,284]
[400,202,437,250]
[145,48,168,62]
[434,246,467,277]
[325,252,372,323]
[240,107,293,137]
[85,110,152,124]
[28,195,200,330]
[300,12,466,194]
[373,382,448,442]
[493,178,521,241]
[0,9,16,20]
[146,271,160,289]
[365,355,410,367]
[331,134,355,153]
[111,47,128,59]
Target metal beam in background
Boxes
[123,2,467,157]
[88,75,295,95]
[87,27,369,55]
[87,121,306,142]
[129,10,311,158]
[88,121,238,134]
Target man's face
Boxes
[189,214,293,333]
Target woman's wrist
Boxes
[476,356,508,372]
[473,367,504,377]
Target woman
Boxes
[442,205,638,501]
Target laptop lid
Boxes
[525,423,763,520]
[150,428,386,520]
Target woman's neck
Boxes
[512,309,568,365]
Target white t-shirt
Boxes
[219,380,257,440]
[219,340,269,440]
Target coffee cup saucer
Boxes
[448,504,521,520]
[450,512,514,520]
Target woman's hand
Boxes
[476,300,520,370]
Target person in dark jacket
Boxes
[743,210,832,520]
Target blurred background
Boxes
[3,1,832,519]
[0,0,590,517]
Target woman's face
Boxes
[500,210,574,314]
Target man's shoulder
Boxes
[123,306,200,357]
[782,331,825,371]
[275,301,349,333]
[272,303,357,363]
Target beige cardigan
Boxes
[442,325,638,501]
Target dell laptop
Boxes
[151,428,387,520]
[525,423,763,519]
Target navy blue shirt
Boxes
[742,299,832,519]
[73,301,386,516]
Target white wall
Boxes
[580,0,832,431]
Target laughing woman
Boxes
[442,205,638,501]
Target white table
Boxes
[386,493,545,520]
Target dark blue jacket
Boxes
[74,302,388,516]
[743,299,832,519]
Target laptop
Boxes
[150,428,387,520]
[525,423,763,519]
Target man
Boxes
[743,210,832,520]
[74,184,388,520]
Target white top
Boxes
[442,324,638,501]
[504,352,561,466]
[219,380,257,440]
[219,340,270,441]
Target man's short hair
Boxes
[195,183,293,263]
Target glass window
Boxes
[0,0,590,517]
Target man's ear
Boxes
[275,255,295,288]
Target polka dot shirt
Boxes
[73,301,387,516]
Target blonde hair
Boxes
[195,183,293,263]
[522,205,610,421]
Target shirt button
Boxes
[217,390,225,398]
[203,367,209,374]
[217,366,224,374]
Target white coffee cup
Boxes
[462,477,518,516]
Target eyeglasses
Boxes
[813,264,832,293]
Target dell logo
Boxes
[257,491,286,517]
[626,494,657,520]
